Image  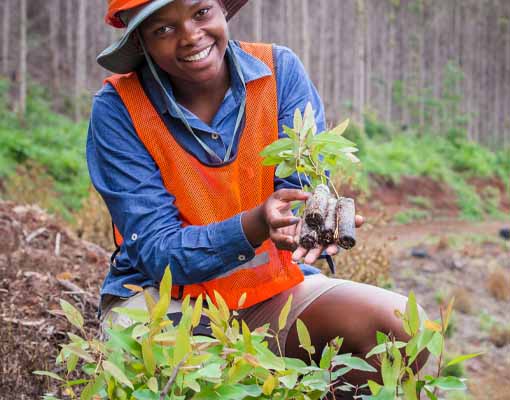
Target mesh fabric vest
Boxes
[105,42,304,309]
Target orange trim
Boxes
[105,0,151,27]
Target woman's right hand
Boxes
[241,189,310,249]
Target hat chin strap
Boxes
[135,30,246,164]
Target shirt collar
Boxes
[139,40,272,117]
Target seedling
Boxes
[260,103,360,254]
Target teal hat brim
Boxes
[97,0,175,74]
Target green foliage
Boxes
[37,269,481,400]
[260,102,359,197]
[36,267,376,399]
[0,79,89,218]
[394,208,430,224]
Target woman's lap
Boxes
[99,275,416,359]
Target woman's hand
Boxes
[241,189,310,249]
[291,214,364,264]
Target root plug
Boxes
[319,197,338,246]
[299,221,319,250]
[336,197,356,250]
[304,184,330,229]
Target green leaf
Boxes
[405,291,420,335]
[254,341,286,370]
[333,355,377,372]
[105,327,142,358]
[241,320,254,353]
[319,344,334,369]
[147,377,158,392]
[275,160,296,179]
[282,125,299,141]
[66,353,79,374]
[60,299,84,330]
[262,374,277,396]
[33,370,65,382]
[376,331,390,345]
[311,132,355,147]
[159,266,172,300]
[402,371,418,400]
[260,138,293,158]
[427,332,443,358]
[192,294,204,328]
[195,363,223,380]
[293,108,303,132]
[366,341,406,359]
[102,360,134,390]
[173,321,191,365]
[367,379,382,395]
[142,338,156,376]
[111,307,150,324]
[429,376,467,391]
[132,389,159,400]
[62,344,94,363]
[278,294,293,331]
[445,352,483,368]
[425,388,438,400]
[279,371,298,389]
[227,360,252,384]
[330,119,350,136]
[296,318,315,355]
[80,374,105,400]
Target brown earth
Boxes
[0,175,509,399]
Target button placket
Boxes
[238,254,246,262]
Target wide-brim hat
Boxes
[98,0,248,74]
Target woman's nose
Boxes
[179,21,203,46]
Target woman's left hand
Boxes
[290,215,364,264]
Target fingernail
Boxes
[290,217,300,224]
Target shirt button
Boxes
[238,254,246,262]
[211,133,219,140]
[131,233,138,241]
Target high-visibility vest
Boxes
[106,42,304,309]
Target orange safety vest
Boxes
[105,42,304,309]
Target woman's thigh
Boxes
[284,281,413,361]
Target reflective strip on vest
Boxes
[106,42,304,309]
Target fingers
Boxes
[355,214,364,227]
[291,246,307,262]
[268,215,300,230]
[274,188,311,202]
[304,246,323,265]
[271,227,298,251]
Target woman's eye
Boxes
[196,8,211,18]
[155,26,173,36]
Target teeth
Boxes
[182,46,212,62]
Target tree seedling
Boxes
[260,103,360,270]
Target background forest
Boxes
[0,0,509,399]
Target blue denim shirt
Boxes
[87,41,323,300]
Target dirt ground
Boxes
[0,176,509,399]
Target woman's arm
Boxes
[87,84,258,285]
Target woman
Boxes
[88,0,429,393]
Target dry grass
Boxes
[489,325,510,348]
[74,186,115,252]
[450,287,473,314]
[486,268,510,301]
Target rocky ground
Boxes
[0,197,509,399]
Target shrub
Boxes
[36,268,480,400]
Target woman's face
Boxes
[138,0,228,87]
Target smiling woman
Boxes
[89,0,429,397]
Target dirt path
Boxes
[358,218,510,252]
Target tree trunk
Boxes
[18,0,27,119]
[354,0,366,124]
[2,0,10,76]
[301,0,310,72]
[252,0,262,42]
[48,0,60,94]
[74,0,87,121]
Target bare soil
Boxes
[0,176,509,399]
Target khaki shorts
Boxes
[100,274,348,355]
